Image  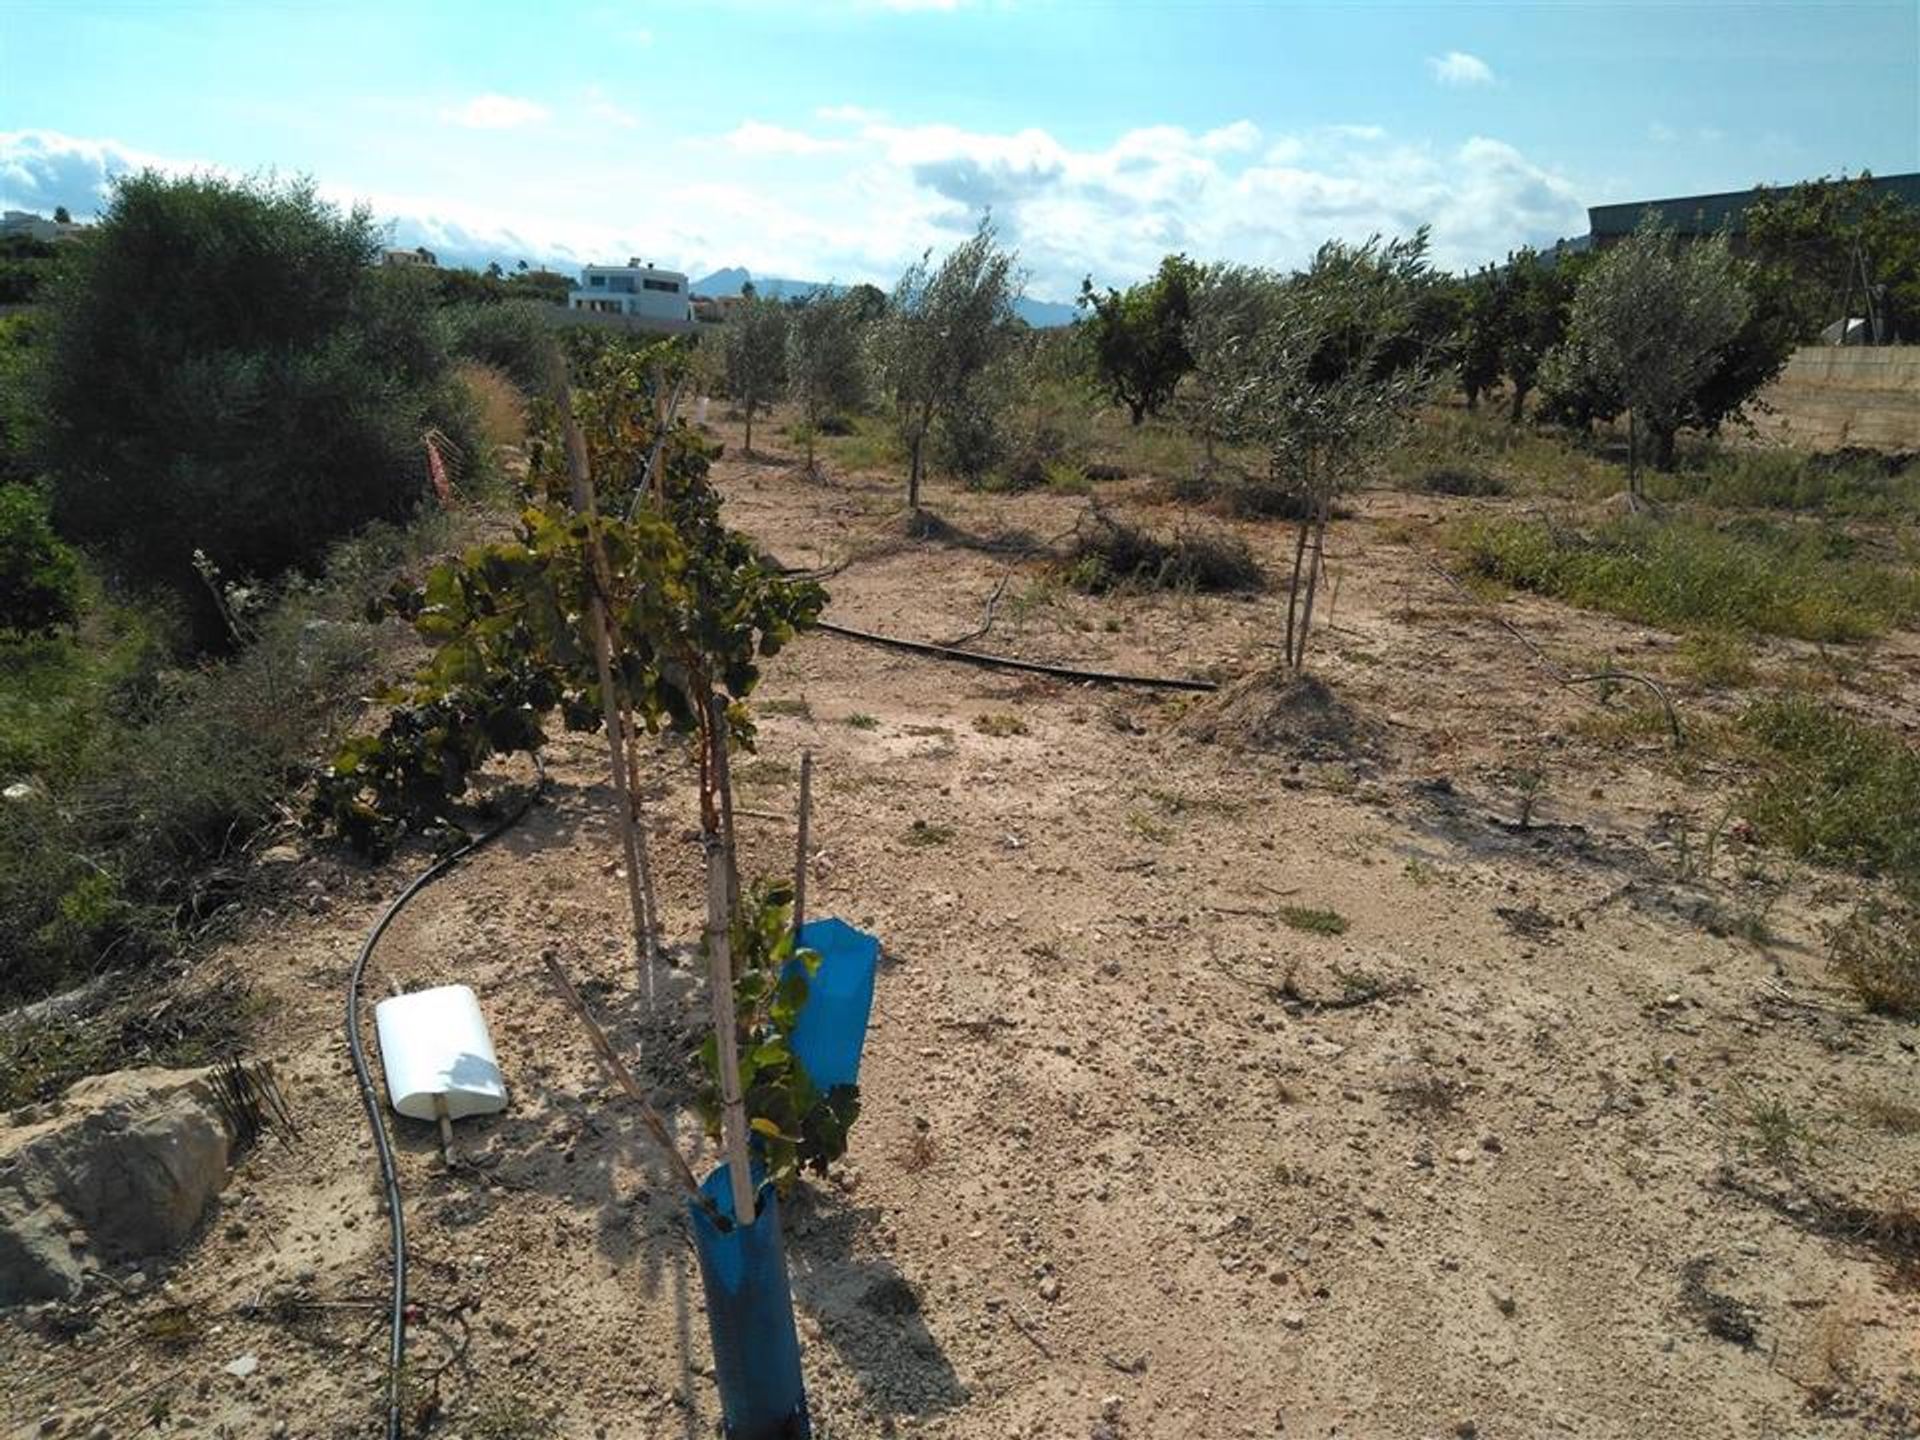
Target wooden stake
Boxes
[540,950,718,1221]
[792,752,812,937]
[704,693,756,1225]
[560,402,660,994]
[433,1094,455,1167]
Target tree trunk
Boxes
[1293,503,1330,671]
[907,434,923,512]
[1128,400,1146,426]
[1626,409,1641,503]
[744,400,754,456]
[1465,384,1480,413]
[1283,511,1311,671]
[1509,384,1528,424]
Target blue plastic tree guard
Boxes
[688,1163,811,1439]
[788,918,880,1090]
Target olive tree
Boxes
[1181,262,1285,474]
[1545,216,1750,494]
[871,218,1019,512]
[723,286,788,454]
[784,291,866,472]
[1218,234,1435,670]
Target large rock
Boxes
[0,1067,235,1304]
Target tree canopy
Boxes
[1078,253,1199,425]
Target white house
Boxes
[2,210,88,243]
[568,259,692,325]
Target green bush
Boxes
[37,172,475,641]
[0,484,80,636]
[446,300,560,393]
[1739,697,1920,883]
[1452,513,1920,642]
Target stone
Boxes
[223,1353,258,1379]
[1282,1311,1306,1331]
[1038,1274,1061,1302]
[0,1068,236,1305]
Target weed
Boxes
[759,698,813,719]
[901,819,953,848]
[1125,809,1173,842]
[846,712,880,730]
[731,757,796,788]
[1739,699,1920,884]
[1827,901,1920,1019]
[973,712,1028,737]
[1278,904,1349,936]
[899,1127,938,1173]
[1737,1089,1820,1170]
[1680,1257,1758,1347]
[1450,513,1920,643]
[466,1388,556,1440]
[1385,1070,1461,1117]
[1659,446,1920,519]
[1403,857,1439,886]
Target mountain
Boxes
[691,267,1078,328]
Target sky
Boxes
[1,1,1915,302]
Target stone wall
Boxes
[1752,346,1920,453]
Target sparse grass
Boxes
[1412,465,1506,497]
[1384,406,1619,499]
[1064,513,1262,595]
[758,697,813,719]
[1569,700,1676,748]
[1855,1092,1920,1136]
[1675,631,1757,689]
[1277,904,1349,936]
[973,712,1027,737]
[456,361,527,452]
[814,413,905,474]
[845,712,880,730]
[901,819,953,848]
[1449,513,1920,643]
[1403,857,1439,886]
[1385,1070,1462,1117]
[1739,698,1920,884]
[1827,901,1920,1020]
[1656,446,1920,519]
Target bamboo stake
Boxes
[792,751,812,937]
[703,693,756,1225]
[560,403,660,994]
[540,950,718,1222]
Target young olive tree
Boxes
[1546,216,1750,494]
[723,286,788,454]
[784,290,867,472]
[1181,261,1285,475]
[1220,234,1435,671]
[1078,253,1200,425]
[871,218,1019,512]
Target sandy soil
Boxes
[7,419,1919,1440]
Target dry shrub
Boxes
[1181,670,1380,761]
[458,361,527,451]
[1063,511,1262,594]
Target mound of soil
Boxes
[1180,669,1382,762]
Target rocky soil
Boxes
[6,421,1919,1439]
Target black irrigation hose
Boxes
[813,618,1220,693]
[345,761,547,1440]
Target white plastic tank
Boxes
[374,984,508,1120]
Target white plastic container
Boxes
[373,984,508,1121]
[695,394,710,425]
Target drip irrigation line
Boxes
[345,760,547,1440]
[812,620,1220,692]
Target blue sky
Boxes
[2,1,1915,300]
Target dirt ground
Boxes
[8,416,1920,1440]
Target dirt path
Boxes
[8,427,1918,1440]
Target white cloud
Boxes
[584,85,638,129]
[1,121,1588,302]
[723,121,850,156]
[438,93,549,130]
[1428,51,1495,87]
[817,103,884,125]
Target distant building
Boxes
[2,210,88,243]
[382,246,438,268]
[1586,172,1920,252]
[569,259,693,325]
